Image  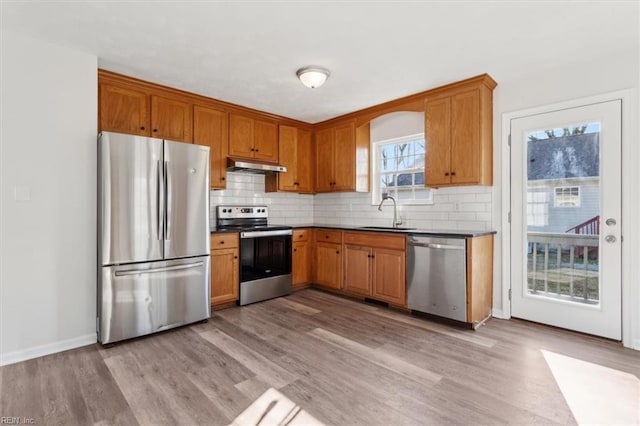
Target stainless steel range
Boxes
[216,206,292,305]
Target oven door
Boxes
[239,229,292,305]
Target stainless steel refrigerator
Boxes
[98,131,211,344]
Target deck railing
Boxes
[527,232,599,304]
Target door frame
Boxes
[500,89,638,349]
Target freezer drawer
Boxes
[407,236,467,322]
[98,256,210,344]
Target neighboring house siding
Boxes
[528,178,599,233]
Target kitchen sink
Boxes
[360,226,416,231]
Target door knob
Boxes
[605,235,617,243]
[605,218,617,226]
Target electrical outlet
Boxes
[453,202,461,211]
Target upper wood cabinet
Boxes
[99,83,150,136]
[193,105,228,189]
[228,113,278,163]
[265,125,314,193]
[424,76,495,188]
[150,95,193,142]
[99,84,193,143]
[314,121,369,193]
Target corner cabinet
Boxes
[265,125,314,193]
[314,121,369,193]
[343,232,406,306]
[424,75,496,188]
[193,106,229,189]
[228,113,279,163]
[210,233,240,306]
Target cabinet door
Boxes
[210,248,239,305]
[372,248,405,305]
[343,245,372,296]
[425,97,451,187]
[450,89,480,185]
[314,128,334,192]
[228,114,254,158]
[333,122,356,191]
[151,95,193,142]
[296,129,314,193]
[277,125,298,191]
[194,106,228,189]
[292,241,311,288]
[314,242,342,289]
[99,83,150,136]
[254,120,278,162]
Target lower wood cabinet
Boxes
[343,232,406,305]
[313,230,343,290]
[210,233,239,306]
[292,229,312,289]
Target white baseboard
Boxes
[492,308,509,319]
[0,333,97,367]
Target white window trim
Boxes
[370,133,433,206]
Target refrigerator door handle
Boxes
[114,261,204,277]
[157,160,164,241]
[165,160,172,241]
[164,161,173,241]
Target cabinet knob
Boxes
[219,241,225,244]
[336,250,340,254]
[255,149,259,152]
[140,126,145,130]
[294,182,299,186]
[234,256,238,259]
[221,177,225,181]
[444,172,450,176]
[153,128,158,132]
[294,248,297,252]
[325,235,329,239]
[250,148,255,152]
[451,172,456,176]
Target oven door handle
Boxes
[240,229,293,238]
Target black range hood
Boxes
[226,157,287,174]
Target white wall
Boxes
[491,48,640,348]
[0,31,98,365]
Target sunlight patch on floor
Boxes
[542,350,640,425]
[231,387,324,426]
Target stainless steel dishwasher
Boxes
[406,235,467,322]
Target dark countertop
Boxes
[211,223,496,238]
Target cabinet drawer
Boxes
[210,233,239,249]
[344,232,405,250]
[315,229,342,244]
[293,229,310,242]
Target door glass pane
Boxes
[526,122,601,305]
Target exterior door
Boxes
[510,100,622,340]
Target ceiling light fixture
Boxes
[296,66,330,89]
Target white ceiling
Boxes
[2,1,638,123]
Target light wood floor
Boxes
[1,289,638,425]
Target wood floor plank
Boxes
[0,358,45,424]
[103,353,183,425]
[69,346,138,425]
[309,327,442,385]
[272,296,322,315]
[197,328,299,388]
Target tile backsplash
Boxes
[211,172,492,231]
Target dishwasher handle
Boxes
[408,242,465,250]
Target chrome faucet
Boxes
[377,193,402,228]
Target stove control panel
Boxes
[217,205,268,219]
